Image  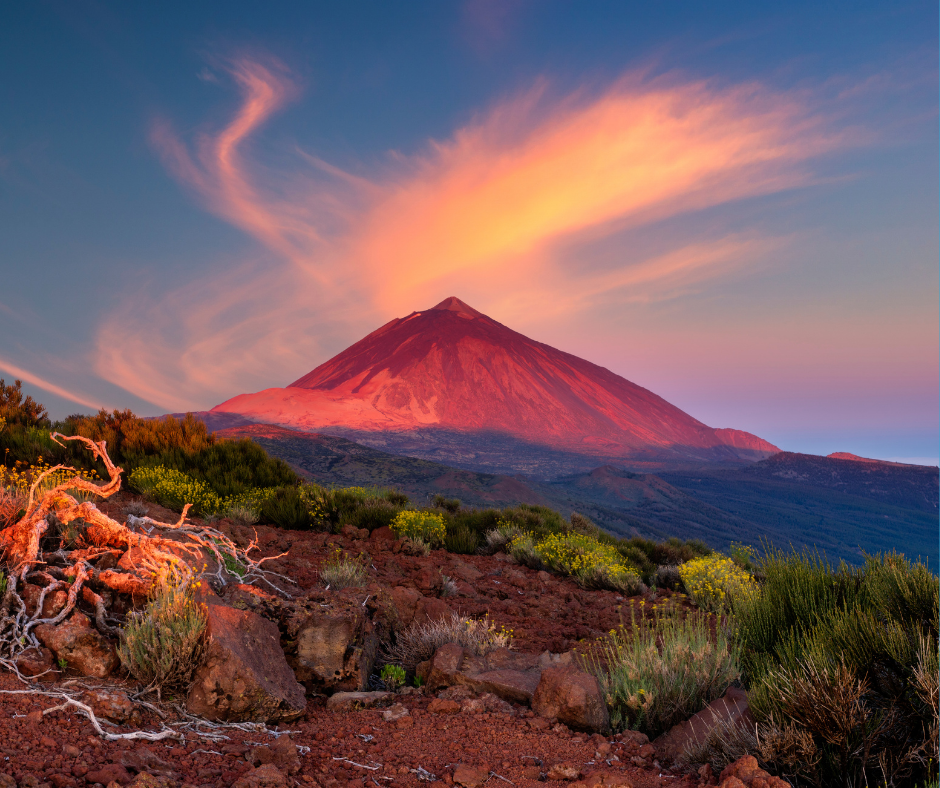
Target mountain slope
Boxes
[212,297,778,467]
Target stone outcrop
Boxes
[34,612,119,678]
[284,590,380,694]
[652,686,753,763]
[532,664,610,733]
[717,755,790,788]
[186,602,306,723]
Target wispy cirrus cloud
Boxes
[97,56,848,411]
[0,355,104,411]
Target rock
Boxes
[125,775,178,788]
[480,693,515,714]
[247,736,301,775]
[83,689,135,723]
[14,646,55,679]
[717,755,789,788]
[370,526,397,544]
[186,603,306,723]
[652,687,753,763]
[453,764,490,788]
[414,596,451,623]
[532,665,609,733]
[426,644,466,690]
[383,703,410,721]
[288,598,377,692]
[388,586,422,627]
[119,747,177,779]
[326,691,391,710]
[233,764,290,788]
[460,698,485,714]
[34,612,119,678]
[579,771,634,788]
[22,583,68,619]
[547,763,581,781]
[85,764,132,785]
[413,566,443,595]
[0,775,14,788]
[448,561,482,583]
[428,698,461,714]
[460,668,537,705]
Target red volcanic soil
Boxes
[212,297,778,463]
[0,490,708,788]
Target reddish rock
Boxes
[453,764,490,788]
[717,755,789,788]
[14,646,55,679]
[653,687,753,763]
[233,764,290,788]
[83,688,135,723]
[532,665,609,733]
[414,595,451,623]
[125,775,178,788]
[22,583,68,619]
[34,612,119,678]
[389,586,422,627]
[428,698,461,714]
[547,763,581,781]
[425,644,466,690]
[119,746,178,778]
[580,771,635,788]
[186,603,306,723]
[413,566,444,595]
[248,736,301,775]
[326,691,391,710]
[85,763,132,785]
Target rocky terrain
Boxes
[0,482,780,788]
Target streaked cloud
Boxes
[99,56,850,411]
[0,356,104,411]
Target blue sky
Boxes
[1,1,937,463]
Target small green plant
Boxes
[445,523,479,554]
[319,547,367,589]
[589,609,740,738]
[679,554,756,614]
[56,657,67,671]
[118,563,208,698]
[389,510,445,547]
[413,675,424,688]
[729,542,756,572]
[380,663,406,691]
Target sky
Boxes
[1,1,937,464]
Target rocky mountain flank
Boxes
[210,297,778,472]
[0,485,775,788]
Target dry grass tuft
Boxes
[385,613,513,672]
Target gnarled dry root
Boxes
[0,433,292,673]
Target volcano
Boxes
[211,297,778,471]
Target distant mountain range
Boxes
[208,297,778,474]
[215,422,937,567]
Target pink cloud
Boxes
[99,57,851,411]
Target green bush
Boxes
[260,486,312,530]
[445,523,480,554]
[390,510,446,546]
[118,564,207,698]
[432,494,461,513]
[734,549,939,787]
[0,379,50,428]
[319,548,367,589]
[589,610,740,738]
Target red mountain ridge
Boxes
[211,297,779,464]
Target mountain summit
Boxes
[212,297,778,466]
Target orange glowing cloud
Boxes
[99,58,847,411]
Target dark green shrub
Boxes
[260,486,312,530]
[616,544,657,583]
[385,490,410,507]
[499,503,568,539]
[433,495,461,513]
[445,524,480,554]
[734,548,939,787]
[348,499,402,532]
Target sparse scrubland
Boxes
[1,385,937,787]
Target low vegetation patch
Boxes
[534,531,644,593]
[385,613,513,673]
[117,563,208,699]
[319,547,367,590]
[678,554,756,614]
[589,610,740,739]
[389,510,446,546]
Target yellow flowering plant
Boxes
[389,510,446,546]
[678,554,756,614]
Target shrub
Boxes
[385,613,513,672]
[225,503,259,524]
[445,524,480,554]
[389,510,445,546]
[484,520,525,553]
[260,485,311,529]
[535,532,642,593]
[319,548,367,590]
[734,549,939,787]
[432,495,461,513]
[118,564,207,698]
[380,663,406,691]
[679,555,756,614]
[652,565,683,591]
[0,379,50,428]
[347,498,401,533]
[589,610,740,738]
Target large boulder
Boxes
[34,612,119,678]
[532,664,610,733]
[653,686,754,764]
[286,592,378,693]
[186,603,306,723]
